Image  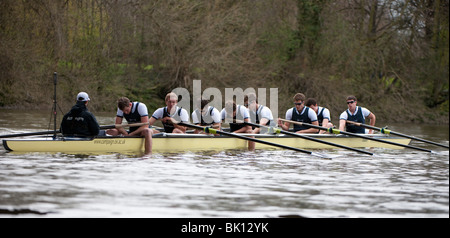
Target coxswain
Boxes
[60,92,100,137]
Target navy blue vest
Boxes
[346,106,366,133]
[229,105,245,132]
[194,106,215,126]
[123,102,143,132]
[162,107,182,133]
[291,107,313,132]
[249,105,271,129]
[317,107,325,126]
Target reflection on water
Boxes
[0,110,449,217]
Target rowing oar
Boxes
[346,121,449,149]
[174,120,331,159]
[0,122,150,139]
[280,119,432,153]
[99,122,149,130]
[0,130,60,139]
[245,121,373,156]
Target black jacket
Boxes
[60,101,100,136]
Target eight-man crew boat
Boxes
[3,73,442,155]
[2,132,411,153]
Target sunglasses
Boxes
[294,102,303,105]
[347,101,355,104]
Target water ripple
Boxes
[0,118,448,217]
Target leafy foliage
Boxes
[0,0,448,123]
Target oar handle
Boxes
[279,118,307,127]
[345,120,369,128]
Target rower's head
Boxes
[225,100,237,118]
[346,95,357,110]
[293,93,306,111]
[77,92,90,105]
[200,99,210,116]
[305,98,318,113]
[165,92,178,109]
[118,97,132,114]
[245,93,258,111]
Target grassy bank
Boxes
[0,0,448,124]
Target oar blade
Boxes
[310,152,333,160]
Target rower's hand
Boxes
[162,117,173,124]
[277,118,283,127]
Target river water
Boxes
[0,110,448,218]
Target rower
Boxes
[305,98,333,134]
[339,95,376,134]
[149,92,190,134]
[106,97,153,155]
[245,93,275,134]
[277,93,319,134]
[192,99,221,134]
[220,100,251,133]
[245,93,275,151]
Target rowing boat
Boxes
[2,133,411,153]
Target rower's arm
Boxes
[296,121,319,134]
[115,116,128,135]
[193,123,202,134]
[367,113,376,134]
[233,118,251,133]
[212,122,221,136]
[129,116,150,136]
[148,116,157,126]
[252,118,270,134]
[174,124,186,133]
[339,119,346,131]
[277,118,290,131]
[319,118,330,134]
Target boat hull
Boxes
[2,133,411,153]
